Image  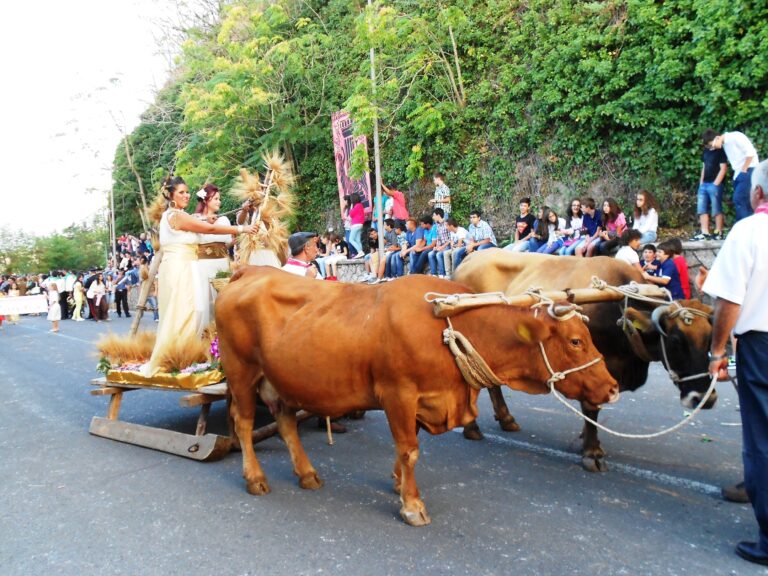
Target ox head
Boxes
[527,304,620,408]
[626,301,716,409]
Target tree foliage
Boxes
[111,0,768,233]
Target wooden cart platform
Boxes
[89,378,312,461]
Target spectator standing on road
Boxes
[47,282,61,333]
[114,270,131,318]
[72,274,85,321]
[693,136,729,240]
[703,128,760,223]
[429,172,451,216]
[703,159,768,567]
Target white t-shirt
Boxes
[633,208,658,234]
[723,132,759,178]
[615,246,640,266]
[703,212,768,335]
[450,227,468,246]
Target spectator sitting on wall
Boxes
[453,209,497,269]
[614,229,644,274]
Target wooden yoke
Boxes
[429,281,670,318]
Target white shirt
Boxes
[615,246,640,266]
[633,208,658,234]
[703,212,768,335]
[282,258,318,278]
[723,132,759,178]
[450,226,468,246]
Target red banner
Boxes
[331,111,372,218]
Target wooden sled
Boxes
[89,378,312,461]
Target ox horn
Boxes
[651,305,671,336]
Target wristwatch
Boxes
[707,351,727,362]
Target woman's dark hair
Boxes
[535,206,552,243]
[350,193,361,206]
[194,183,220,214]
[601,197,622,225]
[634,189,659,218]
[566,198,583,228]
[161,176,187,201]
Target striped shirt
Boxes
[468,220,497,245]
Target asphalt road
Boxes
[0,313,765,576]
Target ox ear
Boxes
[511,316,551,345]
[624,307,653,334]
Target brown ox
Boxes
[453,249,715,472]
[216,266,618,526]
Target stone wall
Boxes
[681,239,721,303]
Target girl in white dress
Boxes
[47,282,61,332]
[194,184,232,328]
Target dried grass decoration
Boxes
[231,151,296,266]
[96,326,223,389]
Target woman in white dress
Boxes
[194,183,232,328]
[139,176,257,378]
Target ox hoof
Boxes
[246,478,271,495]
[581,455,608,473]
[400,506,432,527]
[299,471,324,490]
[462,424,484,441]
[497,416,521,433]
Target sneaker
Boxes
[712,231,725,241]
[728,355,736,369]
[690,232,709,241]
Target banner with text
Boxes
[0,295,49,315]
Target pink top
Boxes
[389,190,409,220]
[350,203,365,225]
[605,212,626,234]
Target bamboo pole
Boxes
[129,249,163,337]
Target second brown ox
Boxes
[216,267,618,526]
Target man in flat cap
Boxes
[283,232,320,278]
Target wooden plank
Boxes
[91,386,132,397]
[252,410,314,443]
[107,392,123,420]
[195,404,212,436]
[89,378,227,395]
[89,417,231,462]
[179,392,226,408]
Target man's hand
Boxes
[709,358,730,381]
[466,243,475,254]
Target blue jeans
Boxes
[428,249,447,276]
[505,240,530,252]
[453,243,496,269]
[410,249,432,274]
[537,238,563,254]
[638,231,657,244]
[736,331,768,554]
[349,224,363,255]
[697,182,723,216]
[146,295,159,321]
[385,252,399,277]
[315,257,327,277]
[734,168,755,222]
[561,237,586,255]
[391,253,406,277]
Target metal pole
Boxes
[368,0,385,261]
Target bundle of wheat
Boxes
[96,331,156,365]
[230,151,296,265]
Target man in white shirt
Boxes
[282,232,319,279]
[443,217,468,278]
[703,128,760,223]
[703,159,768,566]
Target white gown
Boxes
[197,215,231,328]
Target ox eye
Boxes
[570,338,582,347]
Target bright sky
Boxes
[0,0,174,235]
